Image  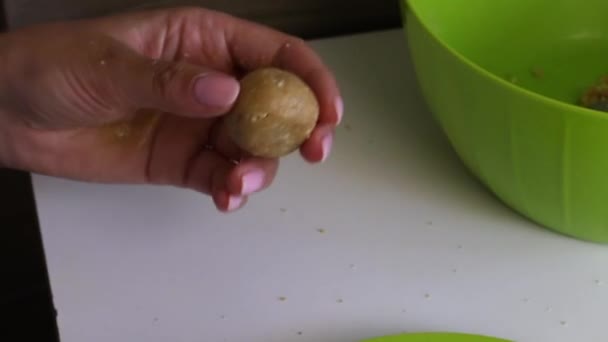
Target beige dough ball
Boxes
[225,67,319,158]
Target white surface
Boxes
[34,29,608,342]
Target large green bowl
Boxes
[403,0,608,242]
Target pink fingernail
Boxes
[321,133,333,162]
[335,96,344,124]
[227,195,244,211]
[241,170,265,195]
[194,73,240,108]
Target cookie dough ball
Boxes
[225,67,319,158]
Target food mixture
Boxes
[581,76,608,112]
[225,67,319,158]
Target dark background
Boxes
[0,0,401,340]
[5,0,401,39]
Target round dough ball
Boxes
[225,67,319,158]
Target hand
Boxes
[0,7,343,212]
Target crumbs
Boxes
[509,66,608,113]
[100,109,161,147]
[530,67,544,79]
[504,67,543,84]
[113,123,131,139]
[581,75,608,111]
[505,73,519,84]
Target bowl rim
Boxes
[405,0,608,120]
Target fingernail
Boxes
[321,133,333,162]
[335,96,344,124]
[241,170,265,195]
[227,195,244,212]
[194,73,240,108]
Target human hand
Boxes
[0,7,342,212]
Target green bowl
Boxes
[403,0,608,242]
[363,332,509,342]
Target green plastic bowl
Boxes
[362,332,510,342]
[403,0,608,243]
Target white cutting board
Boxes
[33,29,608,342]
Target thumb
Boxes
[113,53,240,118]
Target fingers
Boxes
[145,115,213,186]
[101,7,344,124]
[225,21,343,125]
[96,8,344,161]
[226,157,279,196]
[110,48,240,118]
[213,189,248,213]
[272,40,344,126]
[224,16,342,162]
[183,147,247,212]
[183,145,279,211]
[300,124,334,163]
[207,119,243,161]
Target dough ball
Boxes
[225,67,319,158]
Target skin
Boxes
[0,7,343,212]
